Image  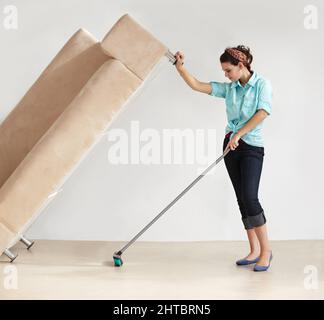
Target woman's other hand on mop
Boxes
[175,51,185,70]
[226,133,241,151]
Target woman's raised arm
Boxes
[174,51,212,94]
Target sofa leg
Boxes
[20,236,35,250]
[3,249,18,263]
[165,49,177,65]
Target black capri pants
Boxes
[223,132,267,230]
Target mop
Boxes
[113,138,231,266]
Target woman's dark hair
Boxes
[220,45,253,72]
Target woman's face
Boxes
[221,62,243,82]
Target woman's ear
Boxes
[238,62,244,69]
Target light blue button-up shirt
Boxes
[209,71,272,147]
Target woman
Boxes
[174,45,273,272]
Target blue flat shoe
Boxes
[253,251,273,272]
[236,256,260,266]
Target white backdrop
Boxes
[0,0,323,240]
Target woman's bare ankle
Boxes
[245,252,260,260]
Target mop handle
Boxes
[117,146,231,255]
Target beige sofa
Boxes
[0,14,176,262]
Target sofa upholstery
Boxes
[0,14,168,258]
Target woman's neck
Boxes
[239,70,253,87]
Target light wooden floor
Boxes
[0,240,323,299]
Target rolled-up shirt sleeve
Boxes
[257,79,272,115]
[209,81,228,99]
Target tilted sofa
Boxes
[0,14,176,262]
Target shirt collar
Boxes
[231,71,258,89]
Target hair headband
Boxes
[225,48,248,64]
